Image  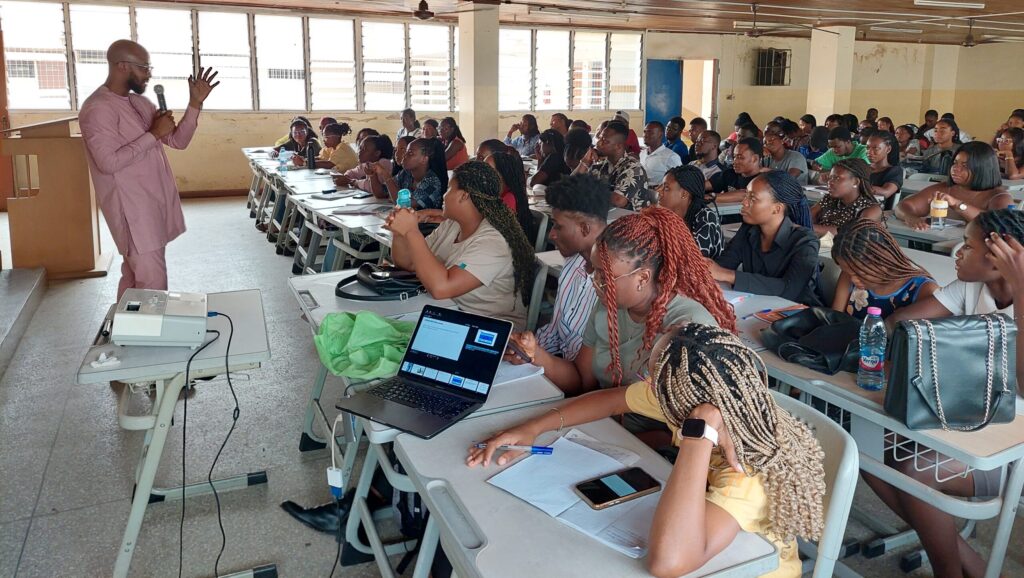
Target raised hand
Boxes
[188,67,220,107]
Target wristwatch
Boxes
[679,418,719,446]
[958,202,969,212]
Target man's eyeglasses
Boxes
[589,266,641,291]
[120,61,154,72]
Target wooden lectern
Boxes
[1,117,112,279]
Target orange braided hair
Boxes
[596,207,737,386]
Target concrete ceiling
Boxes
[157,0,1024,45]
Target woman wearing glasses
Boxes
[763,121,808,185]
[506,207,736,396]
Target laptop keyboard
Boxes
[369,378,474,420]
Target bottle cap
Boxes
[866,306,882,316]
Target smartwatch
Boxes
[679,418,719,446]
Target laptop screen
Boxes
[399,305,513,398]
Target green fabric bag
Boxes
[313,311,416,379]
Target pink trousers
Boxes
[117,245,167,300]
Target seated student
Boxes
[811,158,882,237]
[270,119,321,159]
[843,113,859,136]
[686,117,708,160]
[506,208,736,395]
[924,112,973,143]
[763,121,808,185]
[857,127,876,146]
[354,127,380,146]
[688,130,725,187]
[386,161,535,329]
[483,150,535,240]
[711,137,764,203]
[710,171,823,306]
[798,114,816,139]
[474,138,508,162]
[895,124,922,161]
[800,126,830,161]
[657,165,724,259]
[877,116,895,134]
[990,111,1024,148]
[896,141,1013,230]
[575,121,653,210]
[420,118,439,139]
[780,118,804,150]
[369,137,448,209]
[397,108,421,140]
[996,127,1024,180]
[725,112,758,143]
[718,122,759,168]
[470,323,825,578]
[333,135,394,191]
[504,114,542,158]
[562,127,592,173]
[438,117,469,170]
[613,110,643,157]
[530,129,570,187]
[549,112,571,138]
[294,123,357,172]
[517,174,610,362]
[858,119,877,136]
[823,114,844,131]
[866,132,903,210]
[273,115,316,147]
[641,121,683,188]
[873,208,1024,578]
[391,135,415,177]
[865,107,879,123]
[663,116,690,162]
[919,117,961,176]
[830,219,937,319]
[568,119,591,133]
[809,127,869,178]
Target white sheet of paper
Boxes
[494,361,544,385]
[557,492,660,558]
[564,429,640,467]
[488,436,624,517]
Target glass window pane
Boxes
[409,24,450,112]
[362,21,405,111]
[197,11,252,110]
[309,18,355,111]
[609,33,641,110]
[70,5,129,105]
[572,32,606,110]
[254,14,303,110]
[534,30,568,111]
[452,29,459,111]
[0,1,70,109]
[499,28,531,111]
[135,8,193,110]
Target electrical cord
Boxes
[178,329,221,578]
[206,311,238,577]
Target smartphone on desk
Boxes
[574,467,661,510]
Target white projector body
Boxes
[111,289,208,348]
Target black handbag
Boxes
[884,314,1016,431]
[759,307,861,375]
[335,263,424,301]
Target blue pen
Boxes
[473,443,553,455]
[742,309,772,320]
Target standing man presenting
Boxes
[80,40,218,298]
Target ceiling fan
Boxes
[405,0,508,21]
[738,4,837,38]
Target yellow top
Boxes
[328,142,359,172]
[624,381,800,578]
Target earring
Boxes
[637,283,644,292]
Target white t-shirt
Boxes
[640,145,682,188]
[934,279,1014,316]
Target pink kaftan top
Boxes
[79,85,200,256]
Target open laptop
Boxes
[336,305,514,439]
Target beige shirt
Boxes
[425,219,528,330]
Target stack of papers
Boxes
[332,203,392,215]
[488,433,656,558]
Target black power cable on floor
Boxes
[178,329,220,578]
[205,311,239,577]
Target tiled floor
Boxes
[1,197,1022,577]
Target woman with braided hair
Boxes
[877,208,1024,578]
[830,219,936,319]
[710,171,823,306]
[657,164,724,258]
[507,207,735,396]
[469,323,825,577]
[387,161,535,329]
[483,150,536,241]
[810,157,881,237]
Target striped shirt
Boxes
[535,254,597,361]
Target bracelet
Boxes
[548,406,564,434]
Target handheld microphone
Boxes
[154,84,167,113]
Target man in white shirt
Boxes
[640,121,682,188]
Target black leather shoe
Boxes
[280,500,346,534]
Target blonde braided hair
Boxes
[651,324,826,544]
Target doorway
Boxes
[682,59,718,131]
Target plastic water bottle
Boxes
[396,188,412,208]
[857,306,886,391]
[277,150,287,174]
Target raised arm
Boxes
[386,209,481,299]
